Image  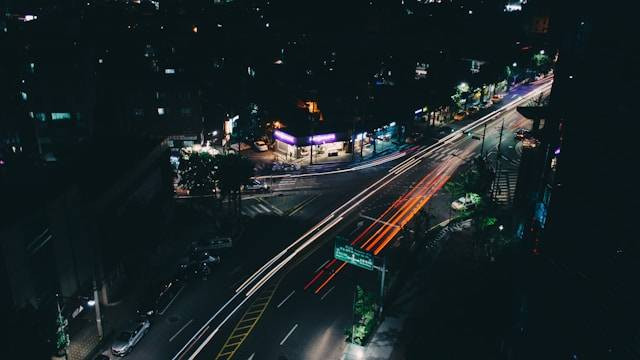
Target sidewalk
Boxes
[341,258,427,360]
[66,202,211,360]
[261,141,409,176]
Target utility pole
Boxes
[92,278,103,339]
[379,256,386,316]
[480,123,487,158]
[373,256,387,317]
[492,118,505,200]
[351,285,357,344]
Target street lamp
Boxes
[498,224,504,231]
[539,49,545,55]
[512,62,517,67]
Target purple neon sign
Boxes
[274,130,296,144]
[309,133,336,144]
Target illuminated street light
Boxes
[512,62,517,67]
[192,25,198,33]
[498,225,504,231]
[539,49,545,55]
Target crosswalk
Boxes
[273,177,319,191]
[428,147,478,162]
[277,178,298,189]
[492,170,519,206]
[241,200,283,218]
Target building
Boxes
[0,138,173,357]
[510,1,638,358]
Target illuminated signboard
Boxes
[309,133,336,144]
[334,236,374,271]
[274,130,296,145]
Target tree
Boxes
[346,285,378,345]
[177,151,217,195]
[214,154,254,213]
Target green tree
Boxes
[177,151,217,195]
[346,285,378,345]
[214,154,254,213]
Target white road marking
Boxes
[277,290,296,308]
[179,82,554,359]
[169,319,193,342]
[159,285,184,315]
[188,292,255,360]
[320,286,335,300]
[257,203,271,213]
[279,324,299,345]
[247,353,255,360]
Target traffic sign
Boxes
[334,236,374,271]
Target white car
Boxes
[522,137,540,149]
[451,193,481,211]
[111,319,151,356]
[253,141,268,152]
[243,179,269,193]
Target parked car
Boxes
[467,105,480,114]
[491,94,503,103]
[435,126,455,138]
[522,137,540,149]
[243,179,269,193]
[253,140,268,152]
[514,128,531,140]
[272,162,300,172]
[191,236,233,252]
[453,111,467,121]
[405,132,424,144]
[111,319,151,356]
[451,193,481,211]
[178,251,221,280]
[179,251,221,268]
[137,277,184,317]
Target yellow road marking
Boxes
[214,281,280,360]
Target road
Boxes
[97,78,551,360]
[179,80,552,360]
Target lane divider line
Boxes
[279,324,299,346]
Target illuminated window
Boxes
[35,113,47,122]
[51,112,71,120]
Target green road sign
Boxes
[334,236,374,271]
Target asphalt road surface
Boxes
[107,79,551,360]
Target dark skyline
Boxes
[1,1,637,359]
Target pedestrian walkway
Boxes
[492,169,519,206]
[241,198,283,218]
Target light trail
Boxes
[314,262,348,294]
[174,81,554,360]
[363,161,455,251]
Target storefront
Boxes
[274,130,350,162]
